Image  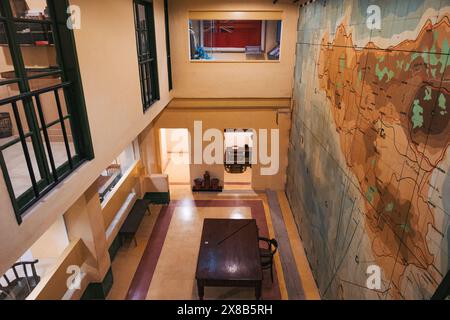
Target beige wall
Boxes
[30,215,69,260]
[169,0,298,98]
[0,0,172,275]
[152,99,291,190]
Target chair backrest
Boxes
[2,260,40,284]
[259,237,278,256]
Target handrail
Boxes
[0,81,71,106]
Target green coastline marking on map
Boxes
[385,202,394,213]
[431,68,437,78]
[375,63,395,82]
[371,158,376,168]
[405,62,411,71]
[442,38,449,55]
[424,86,432,101]
[339,53,346,72]
[429,45,438,66]
[439,93,447,115]
[412,99,424,129]
[399,223,411,233]
[433,30,439,42]
[366,186,378,204]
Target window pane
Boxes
[2,136,43,198]
[0,81,20,103]
[189,19,282,61]
[15,23,57,71]
[32,86,67,130]
[9,0,50,20]
[134,1,159,110]
[137,4,146,29]
[0,99,32,139]
[139,31,149,55]
[28,72,61,90]
[43,121,72,169]
[0,23,19,89]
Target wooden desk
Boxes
[195,219,262,300]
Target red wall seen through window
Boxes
[203,20,262,48]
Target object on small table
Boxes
[211,178,219,190]
[192,171,223,192]
[194,178,203,189]
[204,171,211,189]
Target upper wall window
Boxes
[134,0,159,112]
[189,19,282,62]
[0,0,93,223]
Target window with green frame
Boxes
[134,0,160,112]
[0,0,93,224]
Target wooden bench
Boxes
[119,199,151,246]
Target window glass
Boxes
[189,20,282,61]
[9,0,50,20]
[134,0,159,111]
[0,0,93,222]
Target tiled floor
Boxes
[147,206,255,300]
[107,185,320,300]
[163,155,190,183]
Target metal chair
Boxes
[258,237,278,283]
[0,260,40,300]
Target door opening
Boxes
[159,128,190,184]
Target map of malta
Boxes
[287,0,449,299]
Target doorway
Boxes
[159,128,190,184]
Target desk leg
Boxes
[197,281,204,300]
[255,282,262,300]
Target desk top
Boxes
[196,219,262,282]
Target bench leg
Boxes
[255,282,262,300]
[133,235,138,247]
[197,281,204,300]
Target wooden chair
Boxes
[0,260,40,300]
[258,237,278,283]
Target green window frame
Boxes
[164,0,172,91]
[134,0,160,112]
[0,0,94,224]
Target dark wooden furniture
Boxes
[224,145,252,174]
[196,219,262,300]
[0,260,40,300]
[259,237,278,283]
[119,199,151,246]
[192,171,223,192]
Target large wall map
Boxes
[287,0,450,299]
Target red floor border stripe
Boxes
[125,200,281,300]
